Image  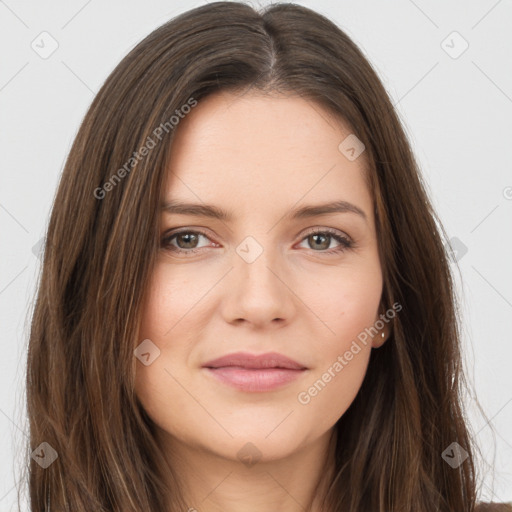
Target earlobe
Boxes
[372,329,388,349]
[372,304,391,348]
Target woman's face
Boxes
[135,90,385,462]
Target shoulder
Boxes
[475,503,512,511]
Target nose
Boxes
[220,241,296,329]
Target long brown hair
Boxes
[22,1,489,510]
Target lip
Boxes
[202,351,308,393]
[202,351,307,370]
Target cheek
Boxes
[134,266,210,443]
[300,256,383,343]
[297,346,371,434]
[293,262,381,424]
[137,263,207,339]
[295,310,376,432]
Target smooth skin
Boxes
[135,90,389,512]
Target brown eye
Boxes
[161,230,212,254]
[174,232,200,249]
[298,228,353,254]
[307,233,331,250]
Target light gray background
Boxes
[1,0,511,509]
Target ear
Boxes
[371,324,389,348]
[371,305,391,349]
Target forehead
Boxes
[163,90,373,227]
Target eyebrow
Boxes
[160,199,368,224]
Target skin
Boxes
[135,89,389,512]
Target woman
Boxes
[22,2,509,511]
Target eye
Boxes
[296,228,353,255]
[160,227,354,256]
[161,229,214,255]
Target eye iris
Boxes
[177,232,199,249]
[309,233,330,250]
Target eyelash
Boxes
[160,227,354,256]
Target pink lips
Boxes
[202,351,307,392]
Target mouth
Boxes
[202,351,308,392]
[202,351,307,370]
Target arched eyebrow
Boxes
[290,201,367,224]
[160,199,368,225]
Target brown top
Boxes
[476,504,512,511]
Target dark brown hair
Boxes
[21,1,497,510]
